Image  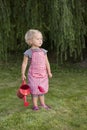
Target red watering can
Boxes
[17,80,31,107]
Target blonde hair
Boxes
[25,29,42,44]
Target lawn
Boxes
[0,62,87,130]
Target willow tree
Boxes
[0,0,11,62]
[0,0,46,62]
[49,0,86,63]
[0,0,87,64]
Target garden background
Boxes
[0,0,87,130]
[0,0,87,63]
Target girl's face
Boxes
[30,32,43,48]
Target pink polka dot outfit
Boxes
[24,48,49,95]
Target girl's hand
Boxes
[22,74,26,81]
[48,72,52,78]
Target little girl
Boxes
[21,29,52,110]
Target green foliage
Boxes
[49,0,86,63]
[0,0,87,63]
[0,0,11,62]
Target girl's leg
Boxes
[39,94,51,110]
[32,95,39,110]
[39,95,45,105]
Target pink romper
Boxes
[28,48,48,95]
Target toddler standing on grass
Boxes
[21,29,52,111]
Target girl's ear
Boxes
[28,39,33,46]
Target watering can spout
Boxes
[23,95,29,107]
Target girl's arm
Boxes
[21,55,28,80]
[45,54,52,78]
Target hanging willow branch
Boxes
[0,0,87,63]
[49,0,86,64]
[0,0,11,62]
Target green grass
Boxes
[0,62,87,130]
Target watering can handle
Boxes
[22,80,26,85]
